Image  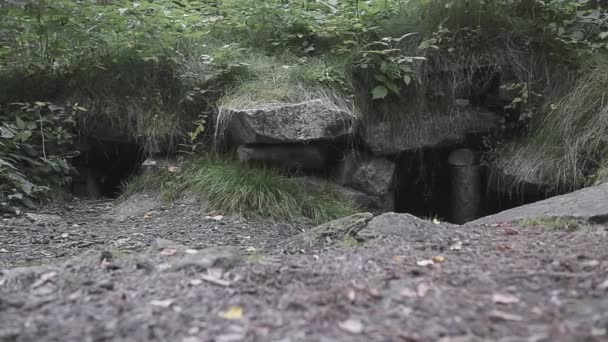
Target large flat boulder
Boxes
[365,109,502,156]
[357,212,458,242]
[468,182,608,225]
[223,100,355,145]
[237,144,330,171]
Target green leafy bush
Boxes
[0,102,81,209]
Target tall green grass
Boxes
[495,56,608,192]
[122,156,358,225]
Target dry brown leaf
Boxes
[432,256,445,263]
[492,293,520,305]
[503,228,520,235]
[218,306,244,320]
[338,319,363,334]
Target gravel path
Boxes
[1,197,607,342]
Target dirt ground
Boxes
[1,196,608,342]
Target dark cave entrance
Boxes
[393,146,549,224]
[394,148,453,221]
[71,138,146,198]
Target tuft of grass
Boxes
[520,217,585,232]
[120,167,181,202]
[121,156,358,225]
[494,56,608,193]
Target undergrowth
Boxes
[495,56,608,193]
[121,156,358,225]
[520,217,585,232]
[3,0,608,206]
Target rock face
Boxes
[357,212,457,241]
[359,212,438,238]
[292,177,391,211]
[468,182,608,225]
[237,144,331,171]
[223,100,355,145]
[336,151,395,197]
[281,212,374,252]
[365,109,502,156]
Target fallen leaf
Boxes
[581,260,600,268]
[200,274,231,287]
[503,228,520,235]
[449,241,463,251]
[489,310,523,322]
[160,248,178,256]
[492,293,520,305]
[347,289,356,302]
[143,211,155,219]
[416,283,431,297]
[400,288,417,298]
[598,278,608,290]
[338,319,363,334]
[218,306,243,320]
[67,290,83,301]
[31,272,57,289]
[368,287,382,298]
[432,256,445,263]
[189,279,203,286]
[417,259,434,267]
[150,299,175,308]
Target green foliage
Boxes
[2,0,608,207]
[520,217,585,232]
[0,101,80,209]
[495,56,608,192]
[122,156,358,225]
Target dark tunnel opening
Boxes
[71,138,146,198]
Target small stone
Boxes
[338,319,363,334]
[98,281,115,291]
